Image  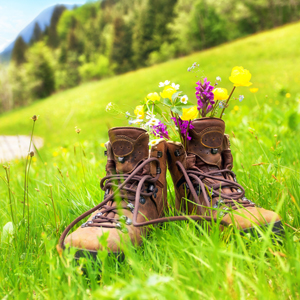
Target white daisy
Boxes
[159,82,165,87]
[216,76,221,82]
[106,102,113,111]
[148,139,160,147]
[164,80,170,86]
[146,117,160,127]
[180,95,188,104]
[129,119,143,125]
[171,83,180,90]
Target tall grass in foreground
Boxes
[0,97,300,299]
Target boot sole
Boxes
[74,248,125,262]
[242,220,284,237]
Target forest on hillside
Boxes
[0,0,300,113]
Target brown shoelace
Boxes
[59,157,234,249]
[175,161,256,216]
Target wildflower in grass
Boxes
[195,78,215,116]
[216,76,221,82]
[75,126,81,134]
[152,121,170,139]
[100,143,105,147]
[129,119,143,125]
[171,117,195,141]
[52,151,58,157]
[147,92,160,102]
[31,115,38,121]
[160,85,177,100]
[239,95,244,102]
[159,82,165,87]
[234,105,239,111]
[171,83,180,90]
[106,102,113,111]
[219,101,225,108]
[187,67,191,72]
[250,88,258,93]
[134,105,145,119]
[229,66,252,87]
[148,139,160,147]
[181,106,198,121]
[286,93,291,98]
[213,88,228,101]
[164,80,170,85]
[146,117,160,127]
[125,111,131,118]
[180,95,188,104]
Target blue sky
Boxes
[0,1,88,51]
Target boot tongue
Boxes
[108,127,149,174]
[187,118,225,171]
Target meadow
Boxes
[0,22,300,299]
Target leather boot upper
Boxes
[64,127,168,252]
[167,118,281,229]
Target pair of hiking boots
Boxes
[59,118,283,258]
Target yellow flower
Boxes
[100,143,105,148]
[52,151,59,157]
[249,88,258,93]
[134,105,144,119]
[213,88,228,100]
[160,85,177,100]
[147,92,160,102]
[286,93,291,98]
[229,66,252,87]
[233,105,239,111]
[181,106,198,121]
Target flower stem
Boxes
[220,86,236,119]
[210,100,219,117]
[23,121,35,218]
[173,112,184,145]
[162,113,178,137]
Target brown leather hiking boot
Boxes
[167,118,283,235]
[59,127,168,258]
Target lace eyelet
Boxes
[139,196,146,204]
[127,203,134,213]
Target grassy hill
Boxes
[0,22,300,150]
[1,22,300,299]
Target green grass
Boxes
[1,22,300,299]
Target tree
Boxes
[25,42,55,98]
[111,17,133,73]
[11,36,27,65]
[30,22,43,44]
[48,5,67,48]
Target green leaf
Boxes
[175,104,194,110]
[172,91,181,103]
[171,106,183,116]
[162,98,172,106]
[153,105,162,116]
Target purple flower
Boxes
[171,117,194,141]
[152,121,170,140]
[195,78,215,117]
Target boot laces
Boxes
[176,161,256,216]
[80,157,161,232]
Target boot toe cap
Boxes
[65,227,123,253]
[222,207,281,230]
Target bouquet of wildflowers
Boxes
[107,64,253,149]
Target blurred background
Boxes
[0,0,300,157]
[0,0,300,114]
